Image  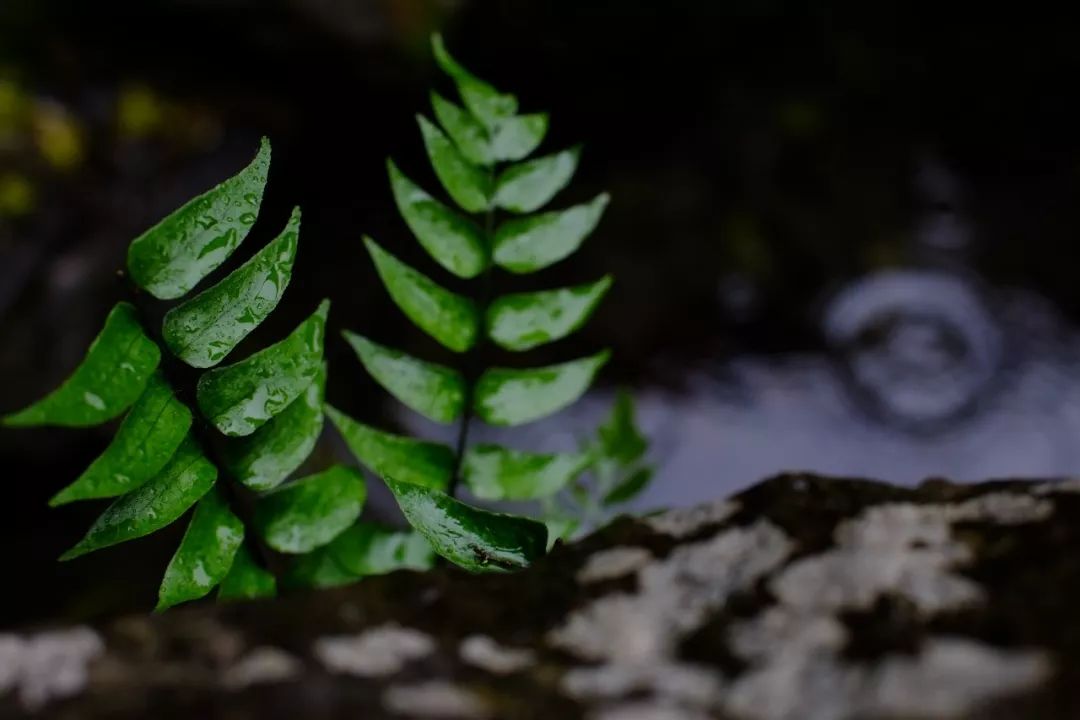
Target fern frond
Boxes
[338,34,617,572]
[7,139,352,607]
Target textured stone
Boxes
[2,473,1077,719]
[458,635,536,675]
[382,681,491,719]
[576,547,653,584]
[642,499,739,538]
[314,624,435,678]
[223,647,302,689]
[0,627,103,711]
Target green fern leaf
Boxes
[162,207,300,368]
[388,159,487,279]
[196,299,328,437]
[494,146,581,213]
[418,115,492,213]
[128,138,270,300]
[473,351,610,426]
[254,465,366,554]
[486,276,612,351]
[326,522,435,576]
[50,373,191,506]
[220,363,325,492]
[286,523,434,589]
[384,477,546,572]
[430,92,493,166]
[429,41,546,162]
[431,33,518,129]
[490,114,549,162]
[544,516,579,550]
[364,237,479,352]
[462,444,588,500]
[59,435,217,561]
[285,550,358,589]
[326,405,453,490]
[343,332,465,424]
[218,544,276,600]
[603,467,653,506]
[157,487,244,611]
[598,390,648,464]
[3,303,160,428]
[492,193,609,273]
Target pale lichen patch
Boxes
[549,521,790,715]
[729,607,847,662]
[223,646,302,689]
[382,680,491,718]
[772,494,1053,618]
[1034,477,1080,495]
[589,701,714,720]
[725,635,1049,720]
[639,519,793,634]
[643,499,739,539]
[772,543,983,614]
[834,502,955,551]
[458,635,536,675]
[314,624,435,678]
[0,637,19,696]
[865,637,1049,717]
[548,593,670,663]
[724,649,857,720]
[562,661,722,705]
[773,502,986,615]
[948,492,1053,524]
[548,521,792,663]
[576,547,653,584]
[723,496,1054,720]
[0,627,104,711]
[547,523,789,719]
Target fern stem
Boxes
[448,166,498,498]
[448,401,472,498]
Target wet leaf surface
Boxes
[50,373,191,505]
[384,477,547,572]
[162,207,299,368]
[3,303,160,428]
[127,139,270,300]
[196,300,327,437]
[59,435,217,561]
[157,487,244,611]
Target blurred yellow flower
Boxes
[32,101,85,171]
[0,173,35,216]
[117,85,164,137]
[0,78,28,143]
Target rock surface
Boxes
[3,473,1080,719]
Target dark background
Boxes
[3,0,1079,624]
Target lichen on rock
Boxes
[576,546,653,584]
[382,680,491,718]
[1,473,1075,719]
[0,627,104,711]
[223,646,302,689]
[314,623,435,678]
[458,635,536,675]
[642,499,739,538]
